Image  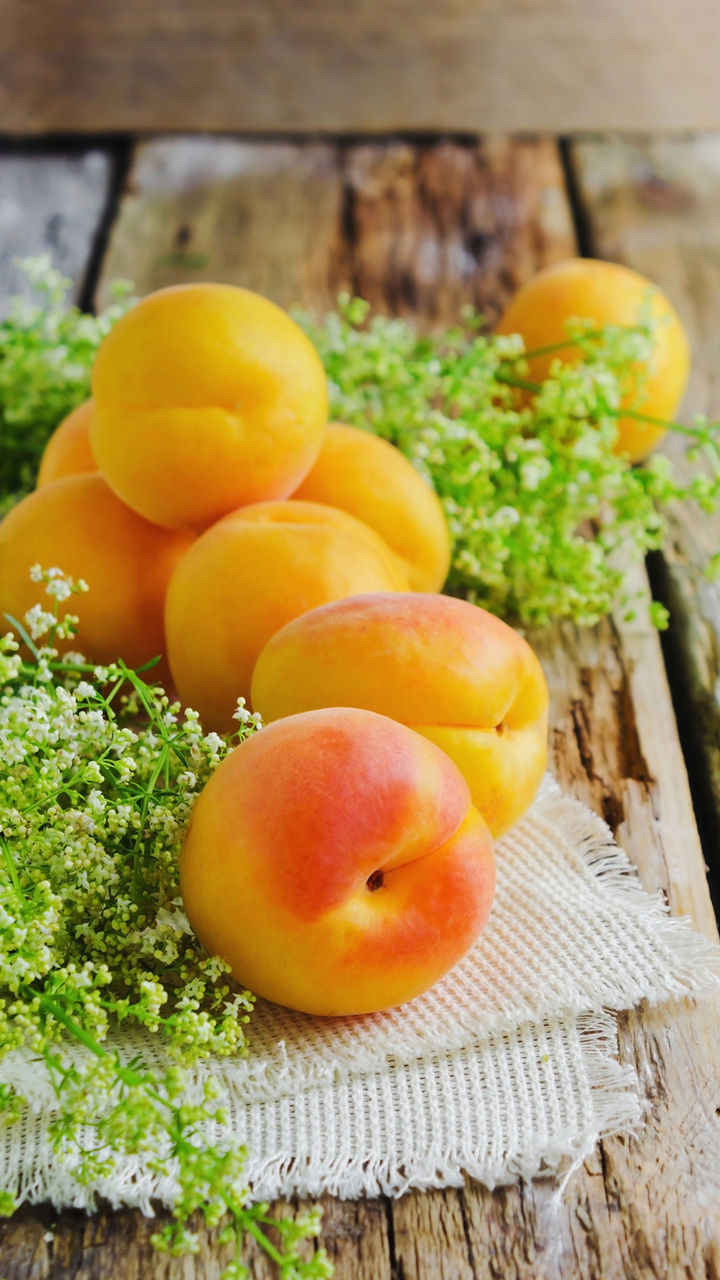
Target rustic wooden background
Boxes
[1,132,720,1276]
[3,1,720,134]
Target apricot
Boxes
[180,707,495,1015]
[90,284,329,529]
[252,593,548,838]
[0,474,193,673]
[292,423,451,591]
[495,258,690,462]
[36,400,98,488]
[165,500,409,732]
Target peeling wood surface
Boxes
[3,136,720,1278]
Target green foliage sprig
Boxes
[0,256,132,512]
[0,570,331,1278]
[298,299,720,628]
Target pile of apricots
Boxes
[0,260,689,1016]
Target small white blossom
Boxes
[24,605,56,640]
[45,578,73,602]
[495,505,521,527]
[63,651,87,666]
[156,905,193,935]
[86,789,106,814]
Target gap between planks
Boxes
[0,143,120,311]
[568,134,720,921]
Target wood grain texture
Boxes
[3,136,720,1279]
[570,134,720,898]
[0,148,113,309]
[96,135,573,327]
[341,138,572,328]
[4,0,720,135]
[97,139,347,314]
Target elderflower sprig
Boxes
[0,571,332,1276]
[298,298,720,628]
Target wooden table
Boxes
[2,132,720,1279]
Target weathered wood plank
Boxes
[569,134,720,901]
[341,138,572,329]
[4,1,720,135]
[96,135,572,327]
[96,139,347,313]
[4,134,720,1280]
[0,147,114,308]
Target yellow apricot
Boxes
[293,423,451,591]
[36,400,98,488]
[252,592,548,838]
[91,284,329,528]
[496,258,690,462]
[165,500,409,731]
[0,475,193,675]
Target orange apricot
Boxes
[252,592,548,838]
[165,500,409,731]
[0,474,193,674]
[496,258,690,462]
[180,707,495,1015]
[293,422,452,591]
[36,400,98,488]
[91,284,329,529]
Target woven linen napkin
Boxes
[2,776,719,1210]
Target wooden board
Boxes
[2,136,720,1279]
[96,135,573,329]
[570,134,720,900]
[0,147,113,309]
[97,139,347,316]
[5,0,720,136]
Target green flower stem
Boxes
[494,371,541,394]
[245,1218,289,1267]
[495,369,719,443]
[1,839,25,902]
[3,614,39,659]
[705,442,720,476]
[506,325,647,363]
[20,769,98,816]
[131,748,171,903]
[615,405,720,440]
[35,991,114,1058]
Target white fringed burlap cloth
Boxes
[3,777,719,1210]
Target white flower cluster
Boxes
[0,572,330,1268]
[0,572,262,1093]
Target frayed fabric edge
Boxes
[1,1008,641,1213]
